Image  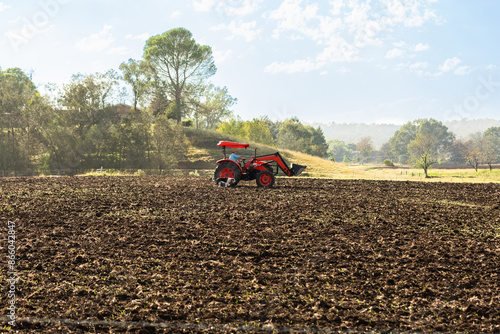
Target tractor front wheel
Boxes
[256,170,275,188]
[214,162,241,187]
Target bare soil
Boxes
[1,176,499,333]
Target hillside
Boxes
[180,128,366,179]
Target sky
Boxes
[0,0,499,125]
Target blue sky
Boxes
[1,0,499,124]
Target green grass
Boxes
[352,164,500,183]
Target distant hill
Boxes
[443,119,500,140]
[311,119,500,148]
[311,122,401,149]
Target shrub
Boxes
[189,170,200,176]
[135,169,146,176]
[383,159,394,167]
[182,119,193,127]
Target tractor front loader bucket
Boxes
[291,163,307,176]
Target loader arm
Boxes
[255,152,306,177]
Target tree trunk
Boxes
[175,96,182,124]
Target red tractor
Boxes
[213,141,307,188]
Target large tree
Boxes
[0,67,40,173]
[217,116,275,146]
[119,59,152,113]
[389,119,455,163]
[483,126,500,169]
[242,118,275,146]
[53,70,119,170]
[59,70,118,135]
[377,141,394,163]
[327,139,353,162]
[408,134,439,178]
[463,133,483,172]
[152,115,187,173]
[481,136,498,171]
[193,84,236,130]
[277,118,328,157]
[356,137,374,161]
[448,140,468,165]
[143,28,216,124]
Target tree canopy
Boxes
[389,119,454,163]
[119,59,151,113]
[143,28,216,124]
[408,134,439,177]
[217,117,275,146]
[277,118,328,157]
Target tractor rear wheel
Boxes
[214,162,241,187]
[256,170,275,188]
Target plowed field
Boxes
[1,176,499,333]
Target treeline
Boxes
[316,119,500,149]
[0,28,238,175]
[217,117,328,157]
[327,118,500,176]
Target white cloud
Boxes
[171,10,182,18]
[76,25,115,52]
[0,2,10,12]
[382,0,439,27]
[107,46,130,56]
[386,48,404,59]
[192,0,216,11]
[265,59,323,74]
[211,20,261,42]
[414,43,429,51]
[337,66,351,73]
[398,57,470,77]
[225,0,264,16]
[345,1,384,47]
[454,66,472,75]
[125,33,150,41]
[264,0,440,73]
[268,0,320,40]
[4,16,54,51]
[394,62,409,72]
[330,0,344,15]
[409,62,428,71]
[317,36,359,63]
[439,57,461,72]
[409,61,429,76]
[213,48,233,64]
[265,34,358,74]
[193,0,262,16]
[317,16,343,41]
